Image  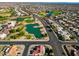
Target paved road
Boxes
[55,20,79,41]
[0,14,78,56]
[34,15,64,56]
[0,8,79,56]
[43,21,64,55]
[0,13,63,56]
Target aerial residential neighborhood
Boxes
[0,2,79,56]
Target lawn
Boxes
[16,17,34,23]
[0,8,15,21]
[24,17,35,23]
[38,10,63,17]
[51,10,63,16]
[38,11,46,17]
[16,17,24,22]
[0,46,4,52]
[0,16,7,21]
[0,13,11,17]
[0,8,13,17]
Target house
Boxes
[32,45,45,56]
[0,33,7,39]
[8,45,17,56]
[7,21,16,28]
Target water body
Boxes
[26,24,43,39]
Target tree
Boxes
[10,29,16,33]
[58,34,64,41]
[70,36,74,39]
[45,47,53,56]
[45,47,50,56]
[70,50,75,56]
[16,28,21,32]
[18,31,25,36]
[26,35,32,39]
[43,33,47,37]
[10,35,16,39]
